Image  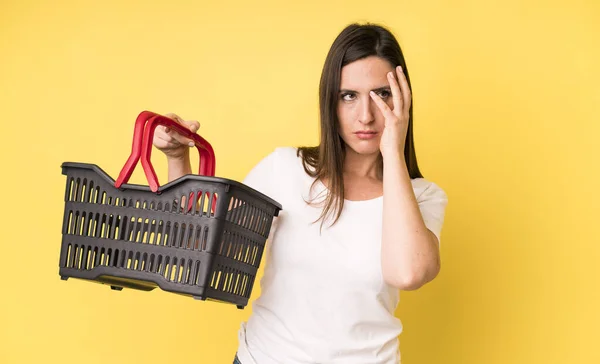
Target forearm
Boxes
[381,152,440,290]
[167,153,192,183]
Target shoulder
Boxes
[243,147,302,195]
[410,177,448,205]
[411,178,449,243]
[248,146,299,167]
[272,146,301,161]
[264,146,304,170]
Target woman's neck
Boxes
[343,148,382,180]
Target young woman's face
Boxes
[337,56,395,157]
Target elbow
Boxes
[384,273,426,291]
[384,260,441,291]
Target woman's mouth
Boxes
[354,131,378,140]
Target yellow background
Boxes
[1,0,599,363]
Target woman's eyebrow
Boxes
[339,86,391,93]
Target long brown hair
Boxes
[298,23,423,229]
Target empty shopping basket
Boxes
[58,111,282,309]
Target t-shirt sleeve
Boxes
[242,148,280,201]
[414,179,448,245]
[242,148,283,243]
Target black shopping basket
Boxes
[58,111,282,309]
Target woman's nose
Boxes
[358,97,375,124]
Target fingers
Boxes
[155,125,195,148]
[395,66,412,113]
[164,113,200,132]
[165,112,184,123]
[153,134,180,150]
[163,113,182,133]
[370,90,396,121]
[181,119,200,133]
[387,71,403,117]
[162,112,200,147]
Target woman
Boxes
[154,23,448,364]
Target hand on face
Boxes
[369,66,411,159]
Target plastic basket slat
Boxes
[59,162,281,309]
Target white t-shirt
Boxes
[236,147,448,364]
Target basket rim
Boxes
[61,161,282,211]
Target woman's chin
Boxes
[346,141,381,156]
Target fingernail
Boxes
[188,142,194,147]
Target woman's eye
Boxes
[341,93,356,101]
[377,90,391,98]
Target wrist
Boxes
[381,148,405,162]
[167,152,192,182]
[166,150,190,164]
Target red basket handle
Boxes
[114,111,156,189]
[142,114,215,192]
[115,111,216,192]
